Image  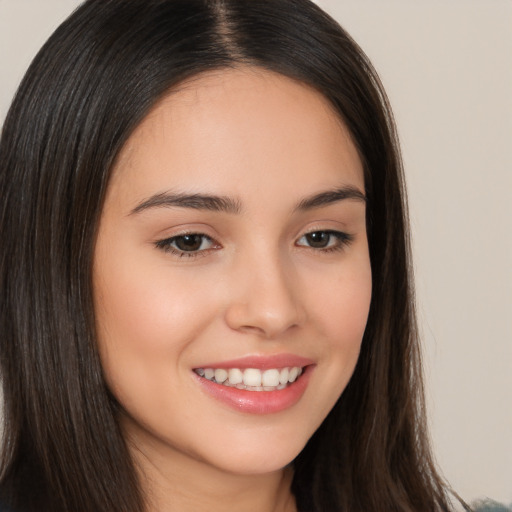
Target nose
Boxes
[224,252,306,339]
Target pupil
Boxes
[306,231,329,248]
[176,235,202,251]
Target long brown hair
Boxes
[0,1,463,510]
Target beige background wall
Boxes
[1,0,511,505]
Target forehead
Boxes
[109,67,364,203]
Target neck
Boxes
[127,429,296,512]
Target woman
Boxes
[0,0,468,511]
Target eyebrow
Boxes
[129,186,366,216]
[130,192,242,215]
[294,186,366,211]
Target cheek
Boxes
[95,226,216,340]
[336,270,372,340]
[310,256,372,347]
[304,255,372,408]
[92,244,216,401]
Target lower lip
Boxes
[194,365,314,414]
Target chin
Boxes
[192,426,312,476]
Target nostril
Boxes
[224,296,304,339]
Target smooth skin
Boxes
[93,67,372,512]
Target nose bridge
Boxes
[224,244,304,338]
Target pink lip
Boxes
[194,353,314,370]
[193,357,315,415]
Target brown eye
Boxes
[296,230,353,252]
[155,233,217,256]
[174,234,204,251]
[304,231,331,248]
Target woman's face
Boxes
[93,68,371,476]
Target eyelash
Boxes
[154,233,218,258]
[296,230,354,253]
[154,230,354,258]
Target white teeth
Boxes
[195,366,305,391]
[243,368,262,387]
[279,367,289,385]
[214,368,228,383]
[228,368,243,385]
[262,369,280,387]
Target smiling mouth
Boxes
[193,366,304,391]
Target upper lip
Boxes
[193,353,315,370]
